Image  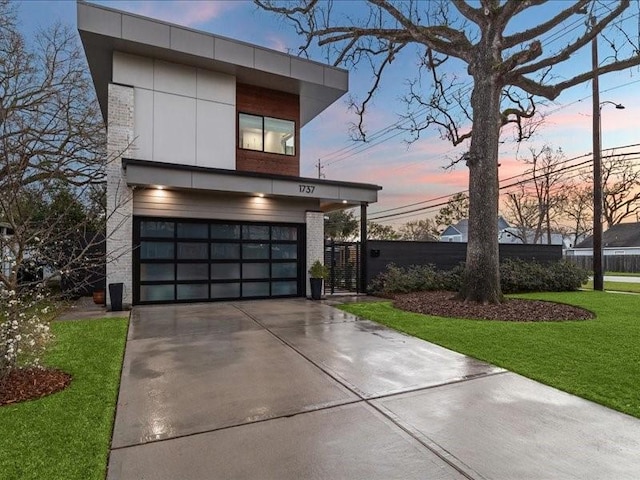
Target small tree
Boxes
[0,1,106,384]
[398,219,439,241]
[434,193,469,231]
[324,210,359,240]
[367,221,399,240]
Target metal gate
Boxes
[324,241,361,294]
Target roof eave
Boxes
[76,1,348,126]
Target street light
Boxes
[592,100,625,291]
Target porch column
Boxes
[305,210,325,297]
[106,83,134,308]
[360,202,368,293]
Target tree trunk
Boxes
[460,71,503,304]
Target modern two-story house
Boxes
[77,2,380,306]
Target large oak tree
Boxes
[257,0,640,303]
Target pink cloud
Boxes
[265,34,289,53]
[111,1,238,28]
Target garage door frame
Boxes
[132,216,306,304]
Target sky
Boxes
[15,0,640,227]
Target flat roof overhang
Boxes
[77,1,348,126]
[123,159,381,211]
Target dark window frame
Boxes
[238,112,296,157]
[133,217,304,304]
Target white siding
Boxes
[112,51,236,169]
[153,92,196,164]
[133,88,153,159]
[133,189,319,224]
[196,100,235,169]
[154,59,196,96]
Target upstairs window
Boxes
[239,113,295,156]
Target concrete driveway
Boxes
[108,299,640,479]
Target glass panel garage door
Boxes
[134,217,304,304]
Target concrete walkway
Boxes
[108,299,640,479]
[603,275,640,283]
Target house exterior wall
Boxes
[133,189,319,223]
[106,83,135,307]
[236,83,300,176]
[566,247,640,256]
[112,51,236,170]
[305,211,325,297]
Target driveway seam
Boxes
[109,398,364,451]
[233,302,492,480]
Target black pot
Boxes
[310,278,323,300]
[108,282,124,311]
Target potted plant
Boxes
[308,260,329,300]
[92,288,105,305]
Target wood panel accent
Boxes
[236,84,300,176]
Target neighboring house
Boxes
[440,217,510,243]
[77,3,381,306]
[440,217,570,246]
[498,228,570,248]
[566,222,640,257]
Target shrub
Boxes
[0,287,54,386]
[368,263,462,296]
[369,259,588,296]
[500,258,588,293]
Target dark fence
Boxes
[366,240,563,286]
[566,255,640,273]
[324,241,361,294]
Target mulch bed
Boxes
[0,368,72,406]
[393,291,595,322]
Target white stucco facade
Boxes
[113,52,236,170]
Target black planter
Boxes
[108,282,124,311]
[310,278,323,300]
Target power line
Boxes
[314,7,638,171]
[366,146,640,222]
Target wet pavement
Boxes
[57,296,130,321]
[108,298,640,479]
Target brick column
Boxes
[305,211,325,297]
[106,84,134,308]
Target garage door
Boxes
[133,217,304,304]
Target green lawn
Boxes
[0,317,128,480]
[584,280,640,293]
[339,291,640,419]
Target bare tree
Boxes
[0,0,107,383]
[398,219,439,241]
[503,186,539,243]
[504,146,567,244]
[561,186,593,247]
[256,0,640,303]
[601,154,640,228]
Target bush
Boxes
[368,263,462,296]
[368,259,588,296]
[500,258,589,294]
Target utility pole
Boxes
[316,159,325,179]
[591,15,604,291]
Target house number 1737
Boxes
[299,184,315,194]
